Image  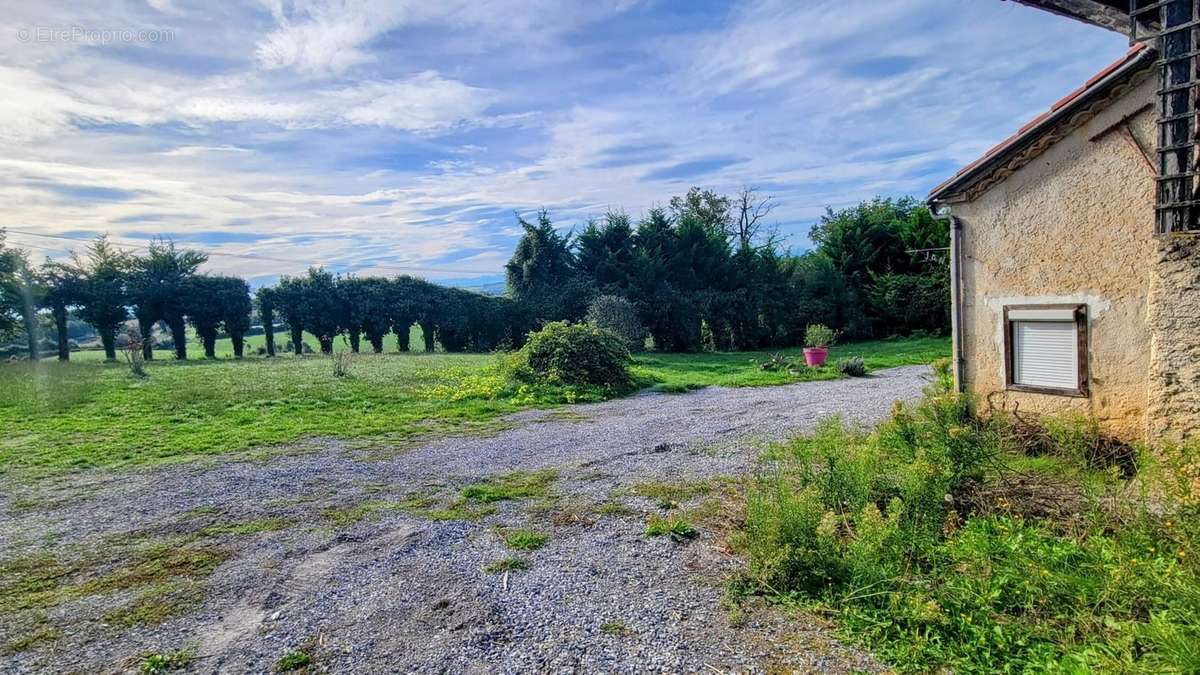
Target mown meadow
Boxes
[0,335,948,478]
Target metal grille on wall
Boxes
[1133,0,1200,233]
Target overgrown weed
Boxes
[735,367,1200,672]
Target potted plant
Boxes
[803,323,838,367]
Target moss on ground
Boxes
[103,582,204,628]
[483,557,528,574]
[0,614,60,655]
[461,470,557,503]
[498,528,548,551]
[0,533,231,649]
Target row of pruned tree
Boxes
[1,230,530,360]
[0,235,251,361]
[259,269,526,356]
[0,231,527,361]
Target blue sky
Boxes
[1,0,1128,287]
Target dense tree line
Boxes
[506,191,948,352]
[0,191,947,362]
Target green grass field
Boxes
[632,336,949,390]
[0,336,949,479]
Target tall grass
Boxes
[736,369,1200,672]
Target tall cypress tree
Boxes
[504,210,585,324]
[575,211,636,295]
[630,208,676,350]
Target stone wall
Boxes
[950,73,1158,440]
[1148,235,1200,441]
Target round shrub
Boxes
[585,295,647,352]
[514,321,633,390]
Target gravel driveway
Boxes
[1,366,930,674]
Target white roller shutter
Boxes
[1012,320,1078,390]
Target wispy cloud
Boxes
[1,0,1129,282]
[255,0,411,76]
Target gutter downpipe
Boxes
[932,204,965,393]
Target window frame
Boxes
[1003,303,1089,398]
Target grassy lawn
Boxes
[0,336,948,479]
[0,352,509,478]
[633,335,949,390]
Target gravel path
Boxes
[0,366,930,674]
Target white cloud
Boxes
[0,67,85,142]
[159,145,253,157]
[255,0,409,76]
[0,63,493,141]
[334,74,493,130]
[179,75,492,130]
[252,0,644,77]
[145,0,180,14]
[0,0,1132,282]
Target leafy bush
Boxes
[586,295,646,352]
[512,321,633,391]
[737,390,1200,673]
[804,323,839,348]
[836,356,866,377]
[930,356,953,392]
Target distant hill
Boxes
[455,280,506,296]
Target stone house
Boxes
[928,2,1200,443]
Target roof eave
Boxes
[1006,0,1131,34]
[928,45,1155,205]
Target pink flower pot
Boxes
[803,347,828,367]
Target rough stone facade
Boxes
[949,73,1168,440]
[1148,235,1200,441]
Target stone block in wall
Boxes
[1148,236,1200,441]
